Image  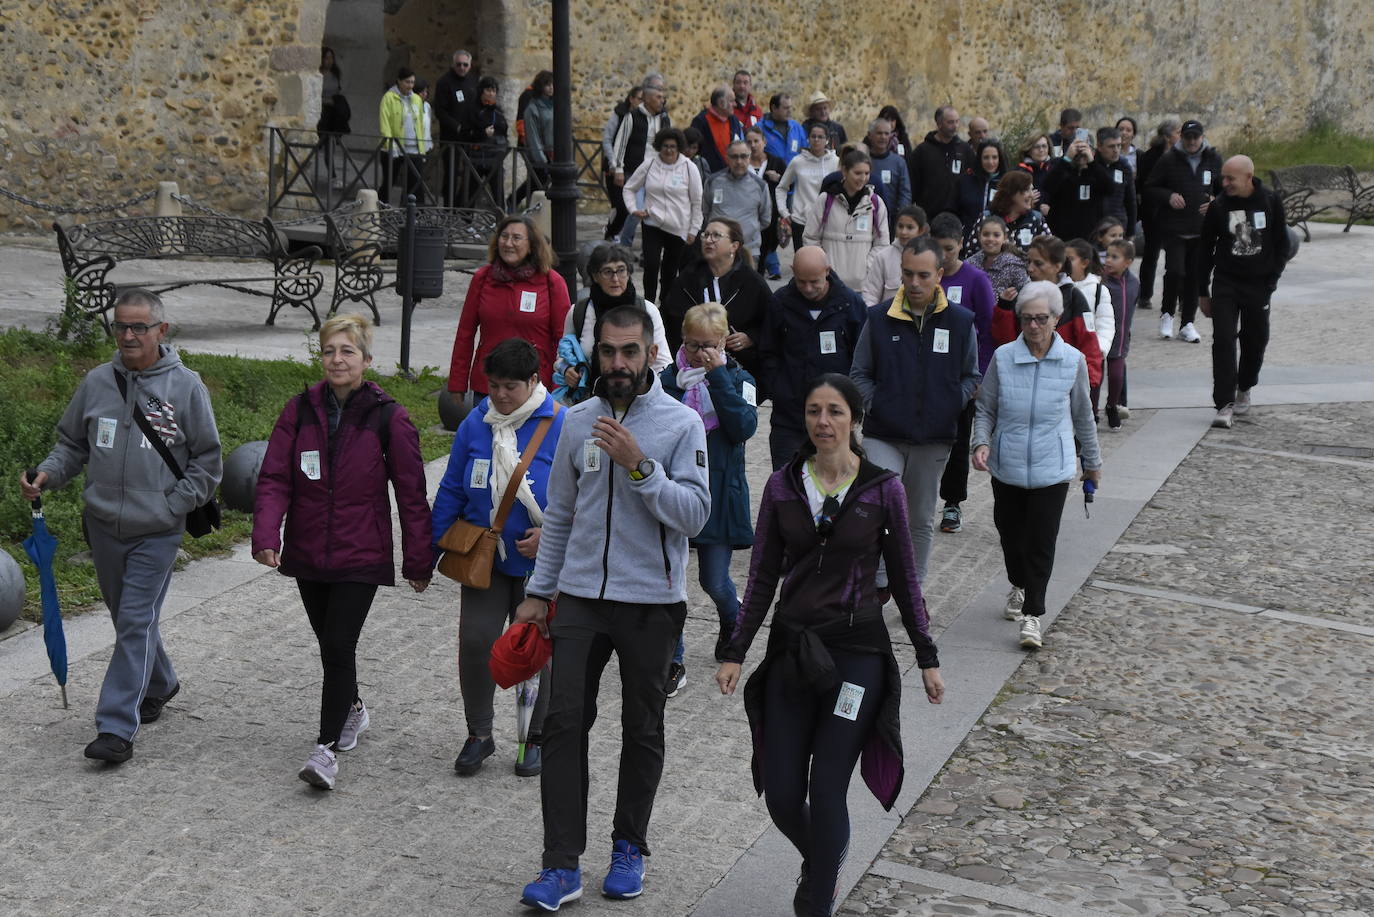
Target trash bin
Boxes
[400,225,446,299]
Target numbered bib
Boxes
[1202,170,1212,185]
[742,381,757,407]
[855,213,870,233]
[470,458,490,489]
[96,417,118,449]
[520,290,538,313]
[933,328,950,354]
[1113,169,1123,184]
[790,138,799,153]
[582,439,602,473]
[1078,184,1091,201]
[881,169,891,185]
[950,159,962,175]
[1019,228,1033,247]
[300,450,322,481]
[455,90,465,102]
[713,188,723,205]
[1083,312,1096,332]
[819,330,837,354]
[1252,211,1267,230]
[668,170,685,189]
[945,285,962,305]
[834,681,865,720]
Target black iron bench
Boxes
[1268,165,1374,241]
[323,206,498,323]
[53,215,325,330]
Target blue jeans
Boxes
[673,543,740,664]
[618,188,645,246]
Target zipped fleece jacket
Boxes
[702,168,771,256]
[908,130,975,217]
[1145,142,1223,237]
[39,346,222,541]
[851,284,980,445]
[761,270,868,432]
[1043,157,1113,244]
[252,381,432,585]
[524,373,710,605]
[1197,178,1290,296]
[430,391,566,578]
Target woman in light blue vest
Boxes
[971,280,1102,650]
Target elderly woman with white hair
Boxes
[971,280,1102,650]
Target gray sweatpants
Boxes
[87,517,182,741]
[864,437,950,583]
[459,570,549,740]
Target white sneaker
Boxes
[1018,615,1043,649]
[1234,389,1251,415]
[1159,313,1174,339]
[1179,322,1201,343]
[298,743,338,790]
[1116,405,1130,421]
[1003,587,1026,620]
[337,700,369,752]
[1212,405,1234,429]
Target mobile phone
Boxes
[1074,128,1092,144]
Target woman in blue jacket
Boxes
[971,281,1102,651]
[432,338,566,777]
[659,302,758,694]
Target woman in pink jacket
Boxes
[253,313,433,791]
[622,127,703,302]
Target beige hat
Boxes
[807,91,831,111]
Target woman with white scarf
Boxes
[658,303,758,696]
[431,338,567,777]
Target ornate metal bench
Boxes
[323,206,498,323]
[1268,165,1374,241]
[53,215,325,329]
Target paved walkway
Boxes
[0,223,1370,916]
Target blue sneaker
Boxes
[602,840,644,899]
[521,868,582,911]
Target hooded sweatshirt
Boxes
[908,130,975,216]
[774,148,839,227]
[524,373,710,605]
[803,175,889,291]
[39,346,222,541]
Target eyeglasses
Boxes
[816,494,840,537]
[597,266,629,279]
[1019,313,1052,326]
[728,152,750,160]
[682,340,721,353]
[112,322,156,336]
[700,231,727,241]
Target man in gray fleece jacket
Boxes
[514,306,709,909]
[22,290,222,764]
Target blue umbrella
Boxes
[22,470,68,709]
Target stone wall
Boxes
[1,0,1371,231]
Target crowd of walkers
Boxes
[23,64,1294,917]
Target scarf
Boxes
[490,259,539,284]
[482,383,548,559]
[675,348,719,433]
[588,281,638,318]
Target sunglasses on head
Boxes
[816,494,840,537]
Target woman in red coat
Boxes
[448,215,571,398]
[252,313,433,791]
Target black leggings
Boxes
[640,223,687,303]
[990,479,1069,617]
[298,579,378,747]
[763,650,886,917]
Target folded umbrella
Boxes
[22,470,68,709]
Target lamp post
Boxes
[547,0,580,294]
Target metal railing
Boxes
[267,128,610,222]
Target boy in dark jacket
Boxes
[1198,155,1290,428]
[1145,119,1222,343]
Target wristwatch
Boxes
[629,458,655,481]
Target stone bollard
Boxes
[221,441,269,513]
[437,389,471,432]
[155,181,182,217]
[0,551,24,631]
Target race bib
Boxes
[1252,211,1267,230]
[668,170,685,189]
[933,328,950,353]
[1078,184,1091,201]
[1113,170,1123,184]
[946,285,962,304]
[881,169,891,185]
[1019,228,1033,247]
[1202,170,1212,185]
[455,90,465,102]
[834,681,865,720]
[819,330,837,354]
[855,213,870,233]
[469,458,490,489]
[742,381,757,407]
[790,138,799,153]
[713,188,723,205]
[582,439,602,473]
[950,159,961,175]
[520,290,538,313]
[1083,312,1096,332]
[96,417,118,449]
[1052,145,1063,159]
[300,450,321,481]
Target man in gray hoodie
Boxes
[22,289,222,764]
[514,306,710,910]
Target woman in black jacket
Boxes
[1134,118,1181,308]
[457,76,509,209]
[956,138,1006,234]
[662,217,770,378]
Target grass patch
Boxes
[0,327,450,622]
[1231,123,1374,176]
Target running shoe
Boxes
[1003,587,1026,620]
[1159,313,1174,339]
[939,505,962,533]
[1234,389,1251,415]
[665,662,686,698]
[337,700,369,751]
[1179,322,1201,343]
[1212,405,1234,429]
[298,743,338,790]
[1019,615,1043,649]
[602,840,644,899]
[521,867,582,911]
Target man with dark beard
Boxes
[512,306,711,910]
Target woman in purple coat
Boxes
[715,374,945,916]
[252,313,433,790]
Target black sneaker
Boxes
[665,662,686,698]
[1106,404,1122,431]
[84,733,133,763]
[454,735,495,776]
[139,681,180,723]
[514,743,542,778]
[939,504,962,533]
[792,861,810,916]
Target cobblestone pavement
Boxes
[840,404,1374,917]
